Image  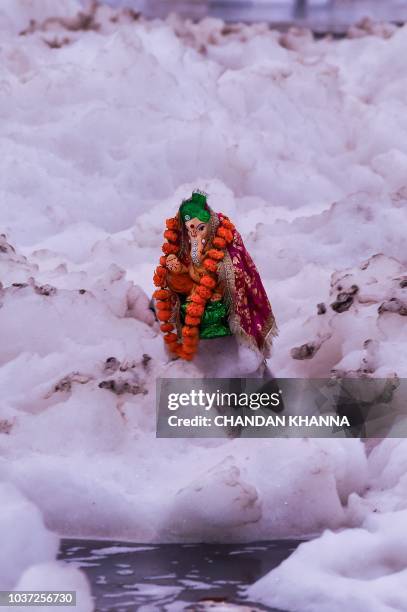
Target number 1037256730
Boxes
[0,591,76,606]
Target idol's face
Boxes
[185,217,209,240]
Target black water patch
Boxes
[59,538,303,611]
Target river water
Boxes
[100,0,407,33]
[59,538,302,611]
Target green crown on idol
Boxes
[180,190,210,223]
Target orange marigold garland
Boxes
[217,226,233,243]
[185,316,201,326]
[200,275,217,289]
[164,229,178,243]
[166,218,178,230]
[162,242,178,255]
[182,325,199,337]
[203,258,218,273]
[160,323,174,332]
[164,333,178,344]
[186,303,205,317]
[157,310,172,322]
[206,249,224,261]
[154,213,235,360]
[153,289,171,300]
[153,266,166,287]
[213,237,226,249]
[195,285,212,299]
[190,293,206,305]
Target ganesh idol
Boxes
[153,190,277,361]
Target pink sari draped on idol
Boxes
[216,212,278,357]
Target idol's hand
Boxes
[166,254,182,273]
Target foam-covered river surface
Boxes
[60,539,301,611]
